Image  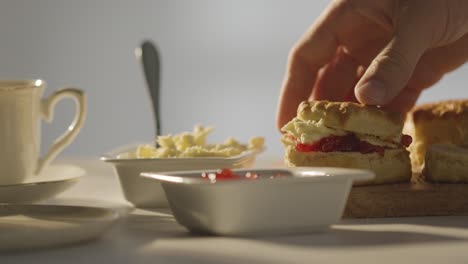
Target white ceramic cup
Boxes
[0,80,86,185]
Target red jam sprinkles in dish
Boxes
[201,168,259,181]
[295,134,412,156]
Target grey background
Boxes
[0,0,466,159]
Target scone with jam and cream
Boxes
[281,100,412,185]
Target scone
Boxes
[281,100,412,185]
[404,99,468,172]
[423,143,468,183]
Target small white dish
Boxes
[0,204,118,251]
[0,164,84,204]
[141,167,374,236]
[101,143,262,208]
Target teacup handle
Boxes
[36,88,86,175]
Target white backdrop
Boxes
[0,0,466,158]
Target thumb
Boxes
[355,15,429,106]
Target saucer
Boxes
[0,164,85,204]
[0,204,119,251]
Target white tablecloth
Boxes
[2,158,468,264]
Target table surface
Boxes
[2,158,468,264]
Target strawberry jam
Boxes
[401,134,412,148]
[295,134,412,156]
[296,134,385,155]
[201,169,259,181]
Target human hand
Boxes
[277,0,468,129]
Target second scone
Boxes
[404,99,468,172]
[281,100,412,185]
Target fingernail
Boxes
[356,80,387,104]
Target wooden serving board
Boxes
[343,174,468,218]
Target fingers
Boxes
[312,48,359,101]
[383,85,422,114]
[412,32,468,89]
[384,32,468,113]
[344,65,366,102]
[355,5,431,106]
[276,3,340,129]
